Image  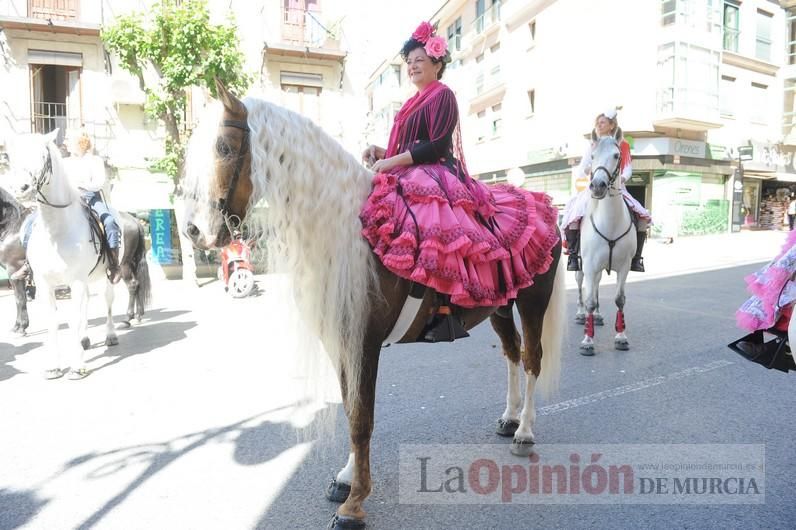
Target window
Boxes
[491,117,502,137]
[784,79,796,138]
[490,42,500,54]
[476,109,487,142]
[475,0,500,34]
[476,53,485,63]
[720,75,735,117]
[527,89,535,115]
[661,0,677,26]
[789,14,796,65]
[280,71,323,123]
[446,17,462,52]
[756,10,773,62]
[750,82,767,124]
[657,41,719,117]
[722,1,739,52]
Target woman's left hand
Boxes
[371,158,396,174]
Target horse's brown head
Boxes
[184,78,253,249]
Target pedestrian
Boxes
[787,194,796,230]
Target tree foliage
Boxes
[102,0,252,184]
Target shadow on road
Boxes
[0,341,42,381]
[0,487,48,529]
[59,403,332,530]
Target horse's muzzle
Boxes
[590,180,608,199]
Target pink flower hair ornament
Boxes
[424,35,448,60]
[412,21,434,43]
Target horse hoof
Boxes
[579,345,595,356]
[117,321,132,330]
[43,368,65,380]
[67,368,90,380]
[614,340,629,351]
[80,337,91,350]
[325,478,351,503]
[12,327,26,337]
[105,336,119,347]
[574,314,586,325]
[510,438,535,457]
[594,316,604,326]
[327,513,365,530]
[496,418,520,437]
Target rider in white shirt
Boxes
[64,133,121,283]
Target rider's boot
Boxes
[107,248,122,284]
[564,228,581,271]
[630,231,646,272]
[9,260,31,281]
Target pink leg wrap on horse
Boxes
[615,310,625,333]
[585,313,595,338]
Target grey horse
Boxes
[0,187,152,335]
[0,187,33,334]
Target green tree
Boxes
[102,0,252,186]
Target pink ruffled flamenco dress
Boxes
[359,81,560,308]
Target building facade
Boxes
[365,0,796,237]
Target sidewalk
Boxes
[566,229,788,288]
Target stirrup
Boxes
[567,254,580,271]
[630,257,645,272]
[421,307,469,343]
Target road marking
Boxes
[539,360,735,415]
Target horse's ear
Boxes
[215,77,245,115]
[44,128,59,145]
[614,127,623,142]
[591,128,598,143]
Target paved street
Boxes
[1,231,795,529]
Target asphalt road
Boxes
[0,263,794,529]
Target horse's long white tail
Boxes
[538,249,566,398]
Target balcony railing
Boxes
[282,7,332,48]
[28,0,78,21]
[473,1,501,35]
[33,101,79,145]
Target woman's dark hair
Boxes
[400,38,447,80]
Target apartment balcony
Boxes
[655,89,721,131]
[0,0,98,36]
[462,1,502,53]
[264,7,346,62]
[473,1,501,35]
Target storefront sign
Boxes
[632,138,706,159]
[150,209,173,264]
[746,141,796,173]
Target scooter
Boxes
[218,231,256,298]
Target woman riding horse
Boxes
[360,21,559,316]
[561,109,651,272]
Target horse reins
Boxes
[213,119,250,234]
[34,150,72,209]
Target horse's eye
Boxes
[216,138,232,158]
[614,153,619,159]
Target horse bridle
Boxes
[213,119,250,233]
[33,149,71,209]
[591,140,622,196]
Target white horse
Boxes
[576,130,636,356]
[6,131,119,379]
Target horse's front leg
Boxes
[511,304,546,456]
[614,269,630,351]
[489,313,522,437]
[11,279,29,335]
[580,269,601,356]
[105,280,119,346]
[330,345,380,529]
[574,270,586,324]
[40,282,63,379]
[67,281,91,380]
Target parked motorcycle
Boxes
[218,231,256,298]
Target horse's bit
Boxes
[213,119,250,234]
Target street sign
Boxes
[738,145,753,161]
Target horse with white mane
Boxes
[5,131,152,378]
[181,80,566,529]
[575,129,636,355]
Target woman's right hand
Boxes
[362,145,386,167]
